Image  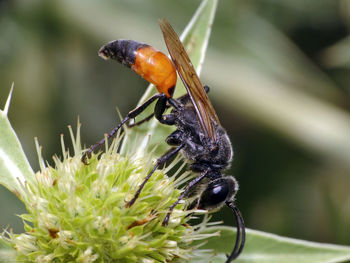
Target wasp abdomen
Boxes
[99,40,177,98]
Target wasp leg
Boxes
[189,162,210,173]
[127,113,155,128]
[166,130,182,146]
[127,86,208,128]
[125,143,185,208]
[167,97,182,110]
[128,92,179,128]
[82,93,167,164]
[162,172,207,226]
[153,96,178,125]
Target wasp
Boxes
[84,19,245,261]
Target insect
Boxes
[83,19,245,261]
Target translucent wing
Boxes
[159,18,220,141]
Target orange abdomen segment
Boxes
[132,46,177,98]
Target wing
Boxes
[159,18,220,141]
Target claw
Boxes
[162,213,171,226]
[125,199,135,208]
[81,154,90,165]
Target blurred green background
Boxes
[1,0,350,247]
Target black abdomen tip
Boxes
[98,40,148,68]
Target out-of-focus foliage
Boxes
[194,227,350,263]
[0,0,349,250]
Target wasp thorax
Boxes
[198,177,238,210]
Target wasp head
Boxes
[198,176,238,210]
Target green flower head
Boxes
[5,123,217,263]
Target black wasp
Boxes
[83,19,245,261]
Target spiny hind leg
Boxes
[125,144,185,207]
[162,172,207,226]
[82,93,167,163]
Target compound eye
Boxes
[198,180,230,210]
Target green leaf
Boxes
[120,0,218,157]
[0,86,35,200]
[192,227,350,263]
